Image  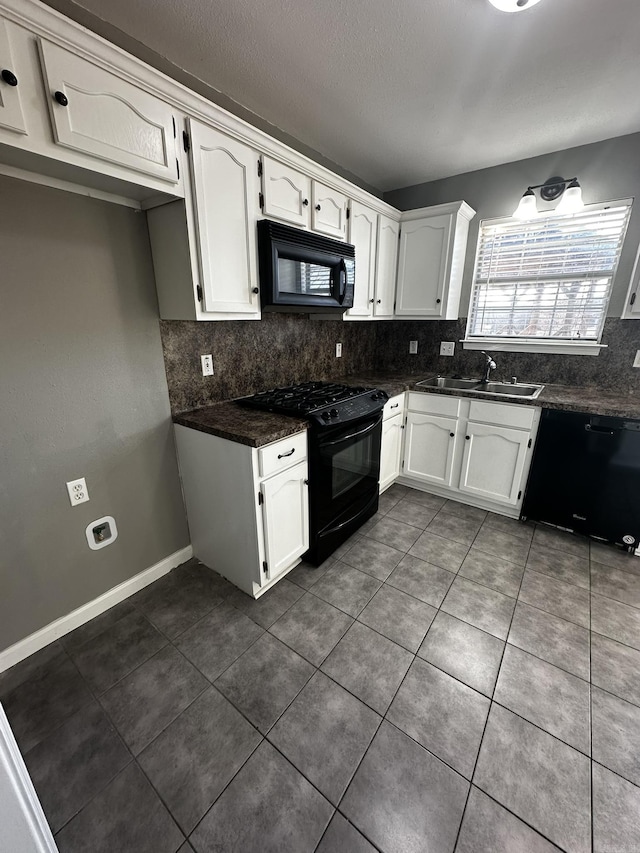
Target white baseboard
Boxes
[0,545,193,674]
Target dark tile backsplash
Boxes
[160,315,640,414]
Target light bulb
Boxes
[513,189,539,220]
[488,0,543,12]
[556,180,584,215]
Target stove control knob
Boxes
[321,411,331,420]
[330,409,339,418]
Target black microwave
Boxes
[257,219,355,312]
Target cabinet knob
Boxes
[377,299,381,304]
[315,204,321,211]
[252,287,259,294]
[465,435,470,440]
[369,298,374,303]
[302,198,309,206]
[54,90,69,106]
[436,298,441,304]
[450,432,455,437]
[1,69,18,87]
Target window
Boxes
[465,201,632,354]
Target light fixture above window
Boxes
[488,0,543,12]
[513,176,584,219]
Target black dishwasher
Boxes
[522,409,640,551]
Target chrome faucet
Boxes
[480,351,497,383]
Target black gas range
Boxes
[239,381,389,564]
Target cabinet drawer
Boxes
[258,431,307,478]
[383,393,405,420]
[468,400,535,430]
[408,392,460,418]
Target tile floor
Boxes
[2,484,640,852]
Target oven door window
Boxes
[278,257,333,297]
[332,431,375,499]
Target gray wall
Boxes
[0,176,190,651]
[385,132,640,317]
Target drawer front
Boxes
[468,400,535,430]
[408,392,460,418]
[259,431,307,478]
[383,393,405,420]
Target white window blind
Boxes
[468,202,631,342]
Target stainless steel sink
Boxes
[480,382,544,398]
[416,377,482,390]
[416,376,544,400]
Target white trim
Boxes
[0,706,58,853]
[0,545,193,674]
[461,338,606,356]
[400,200,475,224]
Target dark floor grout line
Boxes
[589,564,595,853]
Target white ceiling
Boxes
[50,0,640,192]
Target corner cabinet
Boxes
[174,426,309,597]
[147,120,262,320]
[622,238,640,318]
[396,201,475,319]
[400,392,540,517]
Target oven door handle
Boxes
[323,417,381,447]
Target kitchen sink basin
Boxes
[416,376,544,400]
[416,377,482,390]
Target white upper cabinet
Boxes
[312,181,348,239]
[188,120,261,315]
[261,156,311,227]
[622,239,640,318]
[345,200,378,318]
[38,39,179,184]
[374,214,399,317]
[396,201,475,320]
[0,17,26,134]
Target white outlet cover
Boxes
[336,342,342,357]
[409,340,418,354]
[201,354,214,376]
[440,341,456,356]
[66,477,89,506]
[634,350,640,368]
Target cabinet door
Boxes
[404,412,457,487]
[38,39,178,183]
[395,213,451,317]
[261,460,309,581]
[0,19,26,134]
[189,121,261,315]
[623,241,640,318]
[261,156,311,227]
[311,181,348,239]
[380,413,404,493]
[346,201,378,318]
[374,215,399,318]
[458,422,530,506]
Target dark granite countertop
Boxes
[173,402,308,447]
[174,373,640,446]
[342,372,640,419]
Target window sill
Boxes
[460,339,607,356]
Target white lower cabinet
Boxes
[174,425,309,597]
[400,392,540,515]
[380,393,405,492]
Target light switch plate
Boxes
[634,350,640,368]
[335,342,342,357]
[409,340,418,354]
[440,341,455,356]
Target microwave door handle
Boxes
[338,259,347,304]
[324,417,380,447]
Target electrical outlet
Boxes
[409,340,418,354]
[201,354,214,376]
[634,350,640,368]
[440,341,455,356]
[335,342,342,358]
[66,477,89,506]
